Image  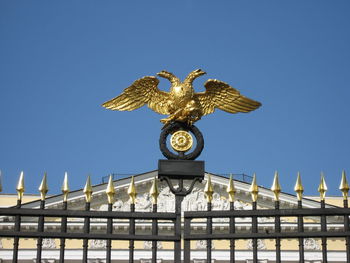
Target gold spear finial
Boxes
[0,170,3,193]
[294,172,304,201]
[226,174,236,203]
[61,172,70,202]
[150,176,159,204]
[271,171,281,201]
[318,172,328,201]
[16,171,25,201]
[339,170,349,200]
[83,176,93,203]
[127,176,137,204]
[204,174,214,203]
[38,172,49,200]
[249,173,259,202]
[105,175,115,204]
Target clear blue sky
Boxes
[1,1,349,197]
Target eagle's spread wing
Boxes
[102,76,171,115]
[196,79,261,116]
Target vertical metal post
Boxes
[59,201,68,263]
[252,201,258,263]
[207,202,212,263]
[174,193,184,263]
[36,200,45,263]
[129,203,135,263]
[184,218,191,263]
[106,203,113,263]
[297,200,305,263]
[152,203,158,263]
[229,202,235,263]
[82,202,91,263]
[275,200,281,263]
[321,200,328,263]
[12,199,22,263]
[344,199,350,262]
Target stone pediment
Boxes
[19,170,336,212]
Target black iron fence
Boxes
[0,171,350,262]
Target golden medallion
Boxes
[170,131,193,152]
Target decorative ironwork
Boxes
[0,171,350,263]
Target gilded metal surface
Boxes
[16,171,25,201]
[128,176,137,204]
[61,172,70,202]
[271,171,281,201]
[102,69,261,126]
[318,173,328,201]
[204,174,214,203]
[226,174,236,203]
[38,173,48,200]
[150,176,159,204]
[294,172,304,201]
[249,173,259,202]
[83,176,93,203]
[105,175,115,204]
[339,170,349,200]
[170,130,193,152]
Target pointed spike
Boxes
[271,171,281,201]
[150,176,159,204]
[204,174,214,203]
[0,170,2,193]
[339,170,349,200]
[127,176,137,204]
[249,173,259,202]
[105,175,116,204]
[16,171,25,201]
[226,174,236,203]
[83,176,93,203]
[38,172,49,200]
[61,172,70,202]
[294,172,304,201]
[318,172,328,201]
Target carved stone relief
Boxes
[196,240,215,249]
[143,241,162,249]
[247,239,267,250]
[42,238,56,249]
[304,238,320,250]
[89,239,107,249]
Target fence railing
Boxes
[0,170,349,263]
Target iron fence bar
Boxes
[344,199,350,262]
[252,201,258,263]
[321,200,328,263]
[174,178,185,263]
[106,203,113,263]
[184,207,350,218]
[275,201,281,263]
[184,231,350,240]
[82,202,91,263]
[129,203,135,263]
[59,201,68,263]
[151,203,158,263]
[0,207,176,219]
[0,231,180,240]
[297,200,305,263]
[207,202,212,263]
[12,199,21,263]
[229,201,235,263]
[36,200,45,263]
[184,217,191,263]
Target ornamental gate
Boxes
[0,169,350,263]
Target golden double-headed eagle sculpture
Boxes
[102,69,261,125]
